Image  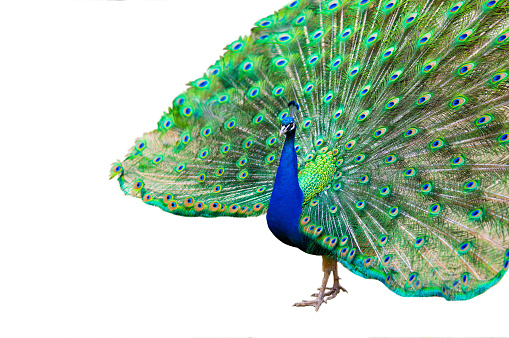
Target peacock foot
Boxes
[293,256,347,311]
[293,295,326,311]
[311,282,348,300]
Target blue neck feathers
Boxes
[266,129,306,250]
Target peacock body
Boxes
[112,0,509,308]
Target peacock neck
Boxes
[266,130,306,251]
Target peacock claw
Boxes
[293,256,346,311]
[311,284,348,298]
[293,297,326,311]
[325,284,348,301]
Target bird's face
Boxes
[280,116,296,136]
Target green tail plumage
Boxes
[113,0,509,301]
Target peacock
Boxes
[111,0,509,311]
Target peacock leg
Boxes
[313,258,348,300]
[320,261,348,301]
[293,256,347,311]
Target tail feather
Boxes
[113,0,509,299]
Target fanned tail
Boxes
[113,0,509,300]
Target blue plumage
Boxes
[267,104,306,251]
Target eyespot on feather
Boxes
[327,237,338,249]
[311,29,324,41]
[229,204,239,213]
[237,170,249,180]
[181,133,191,145]
[458,241,472,254]
[303,82,314,94]
[327,0,339,11]
[366,32,378,45]
[265,153,276,164]
[383,0,397,12]
[300,216,310,226]
[348,66,360,78]
[451,155,466,167]
[209,201,220,212]
[414,237,425,249]
[404,167,417,178]
[384,154,398,164]
[363,257,373,267]
[345,139,356,150]
[194,201,205,212]
[347,248,356,261]
[491,72,508,84]
[229,40,245,51]
[179,106,193,117]
[133,179,144,190]
[374,127,387,138]
[357,110,370,122]
[110,163,122,176]
[416,93,432,105]
[253,203,264,212]
[323,91,334,104]
[355,200,366,210]
[183,197,195,208]
[273,56,289,68]
[450,96,467,108]
[339,27,353,41]
[142,193,153,203]
[498,132,509,144]
[389,70,402,82]
[457,29,473,43]
[359,174,370,184]
[469,208,483,220]
[429,203,442,216]
[380,186,391,197]
[302,117,313,130]
[458,63,475,75]
[418,32,432,45]
[382,47,395,59]
[429,138,445,150]
[163,193,174,204]
[168,200,178,211]
[404,127,419,138]
[359,85,371,96]
[449,1,464,14]
[340,246,348,259]
[388,206,400,218]
[420,182,433,194]
[422,60,437,73]
[354,154,366,163]
[485,0,499,8]
[403,12,418,27]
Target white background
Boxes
[1,1,508,337]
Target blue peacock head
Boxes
[280,101,298,135]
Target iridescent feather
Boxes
[113,0,509,301]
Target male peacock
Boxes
[112,0,509,310]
